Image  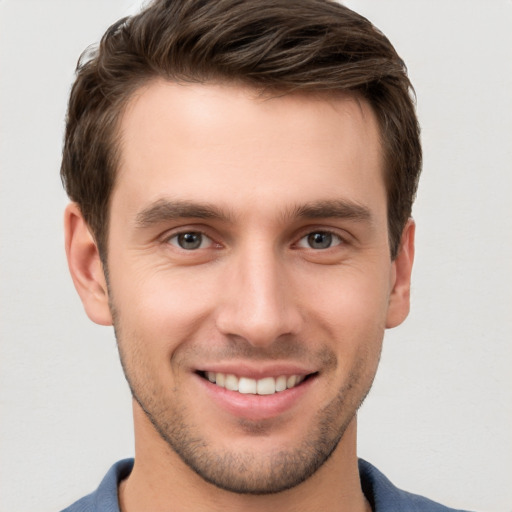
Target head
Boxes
[61,0,421,263]
[62,0,420,499]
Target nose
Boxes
[215,244,303,348]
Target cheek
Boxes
[110,265,218,352]
[304,264,392,325]
[301,266,389,369]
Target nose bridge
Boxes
[216,239,300,346]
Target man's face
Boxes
[102,81,409,493]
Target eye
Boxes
[297,231,342,250]
[167,231,213,250]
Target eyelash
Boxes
[296,231,344,250]
[164,228,346,252]
[166,231,216,251]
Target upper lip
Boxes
[195,362,317,380]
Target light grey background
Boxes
[1,1,511,511]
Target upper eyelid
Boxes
[158,224,352,245]
[293,226,351,243]
[295,230,345,248]
[167,231,214,249]
[166,230,211,240]
[161,227,224,252]
[161,225,214,240]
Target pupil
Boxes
[308,232,331,249]
[178,232,201,249]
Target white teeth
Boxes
[216,372,225,387]
[275,375,287,392]
[286,375,297,388]
[205,372,307,395]
[224,374,238,391]
[256,377,275,395]
[238,377,257,394]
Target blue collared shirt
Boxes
[60,458,473,512]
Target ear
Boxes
[64,203,113,326]
[386,219,415,329]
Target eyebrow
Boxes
[289,199,373,223]
[135,199,233,228]
[134,197,373,229]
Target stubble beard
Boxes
[135,376,367,494]
[128,372,371,495]
[111,301,380,495]
[118,354,377,493]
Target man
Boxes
[60,0,470,511]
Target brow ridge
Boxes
[135,198,372,229]
[135,199,232,228]
[289,199,372,222]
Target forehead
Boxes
[113,80,385,223]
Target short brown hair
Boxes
[61,0,421,260]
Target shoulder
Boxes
[358,459,475,512]
[60,459,134,512]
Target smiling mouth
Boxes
[197,371,315,396]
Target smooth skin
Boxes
[65,81,414,512]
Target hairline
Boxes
[95,77,394,266]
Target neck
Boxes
[119,404,370,512]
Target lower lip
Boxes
[196,374,315,421]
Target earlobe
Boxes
[386,219,415,329]
[64,203,113,326]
